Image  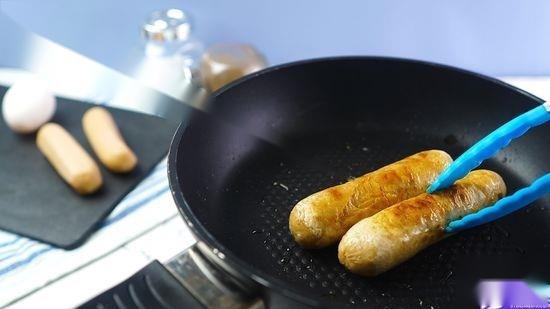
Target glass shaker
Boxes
[140,8,206,107]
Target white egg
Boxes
[2,77,57,134]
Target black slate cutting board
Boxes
[0,87,176,249]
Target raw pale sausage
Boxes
[82,107,137,173]
[37,123,103,194]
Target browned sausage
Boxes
[338,170,506,276]
[289,150,452,248]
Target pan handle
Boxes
[78,243,262,309]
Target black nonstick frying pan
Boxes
[84,57,550,308]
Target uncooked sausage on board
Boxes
[82,107,137,173]
[36,123,103,194]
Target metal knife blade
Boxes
[0,13,203,126]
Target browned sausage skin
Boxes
[338,170,506,276]
[289,150,452,248]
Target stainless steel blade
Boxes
[0,13,206,125]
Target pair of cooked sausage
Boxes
[37,107,137,194]
[289,150,453,248]
[289,150,506,276]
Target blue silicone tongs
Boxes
[427,102,550,233]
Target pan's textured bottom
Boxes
[218,129,549,308]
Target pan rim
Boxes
[168,55,544,307]
[210,55,544,106]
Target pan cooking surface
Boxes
[216,127,548,307]
[174,58,550,308]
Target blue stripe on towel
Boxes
[0,247,53,277]
[0,243,39,262]
[0,238,21,249]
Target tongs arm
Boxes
[429,103,550,193]
[427,103,550,232]
[446,173,550,233]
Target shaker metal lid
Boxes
[142,9,192,43]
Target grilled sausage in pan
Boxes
[289,150,452,248]
[338,169,506,276]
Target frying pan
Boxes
[84,57,550,308]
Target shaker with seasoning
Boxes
[140,8,206,105]
[201,43,267,92]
